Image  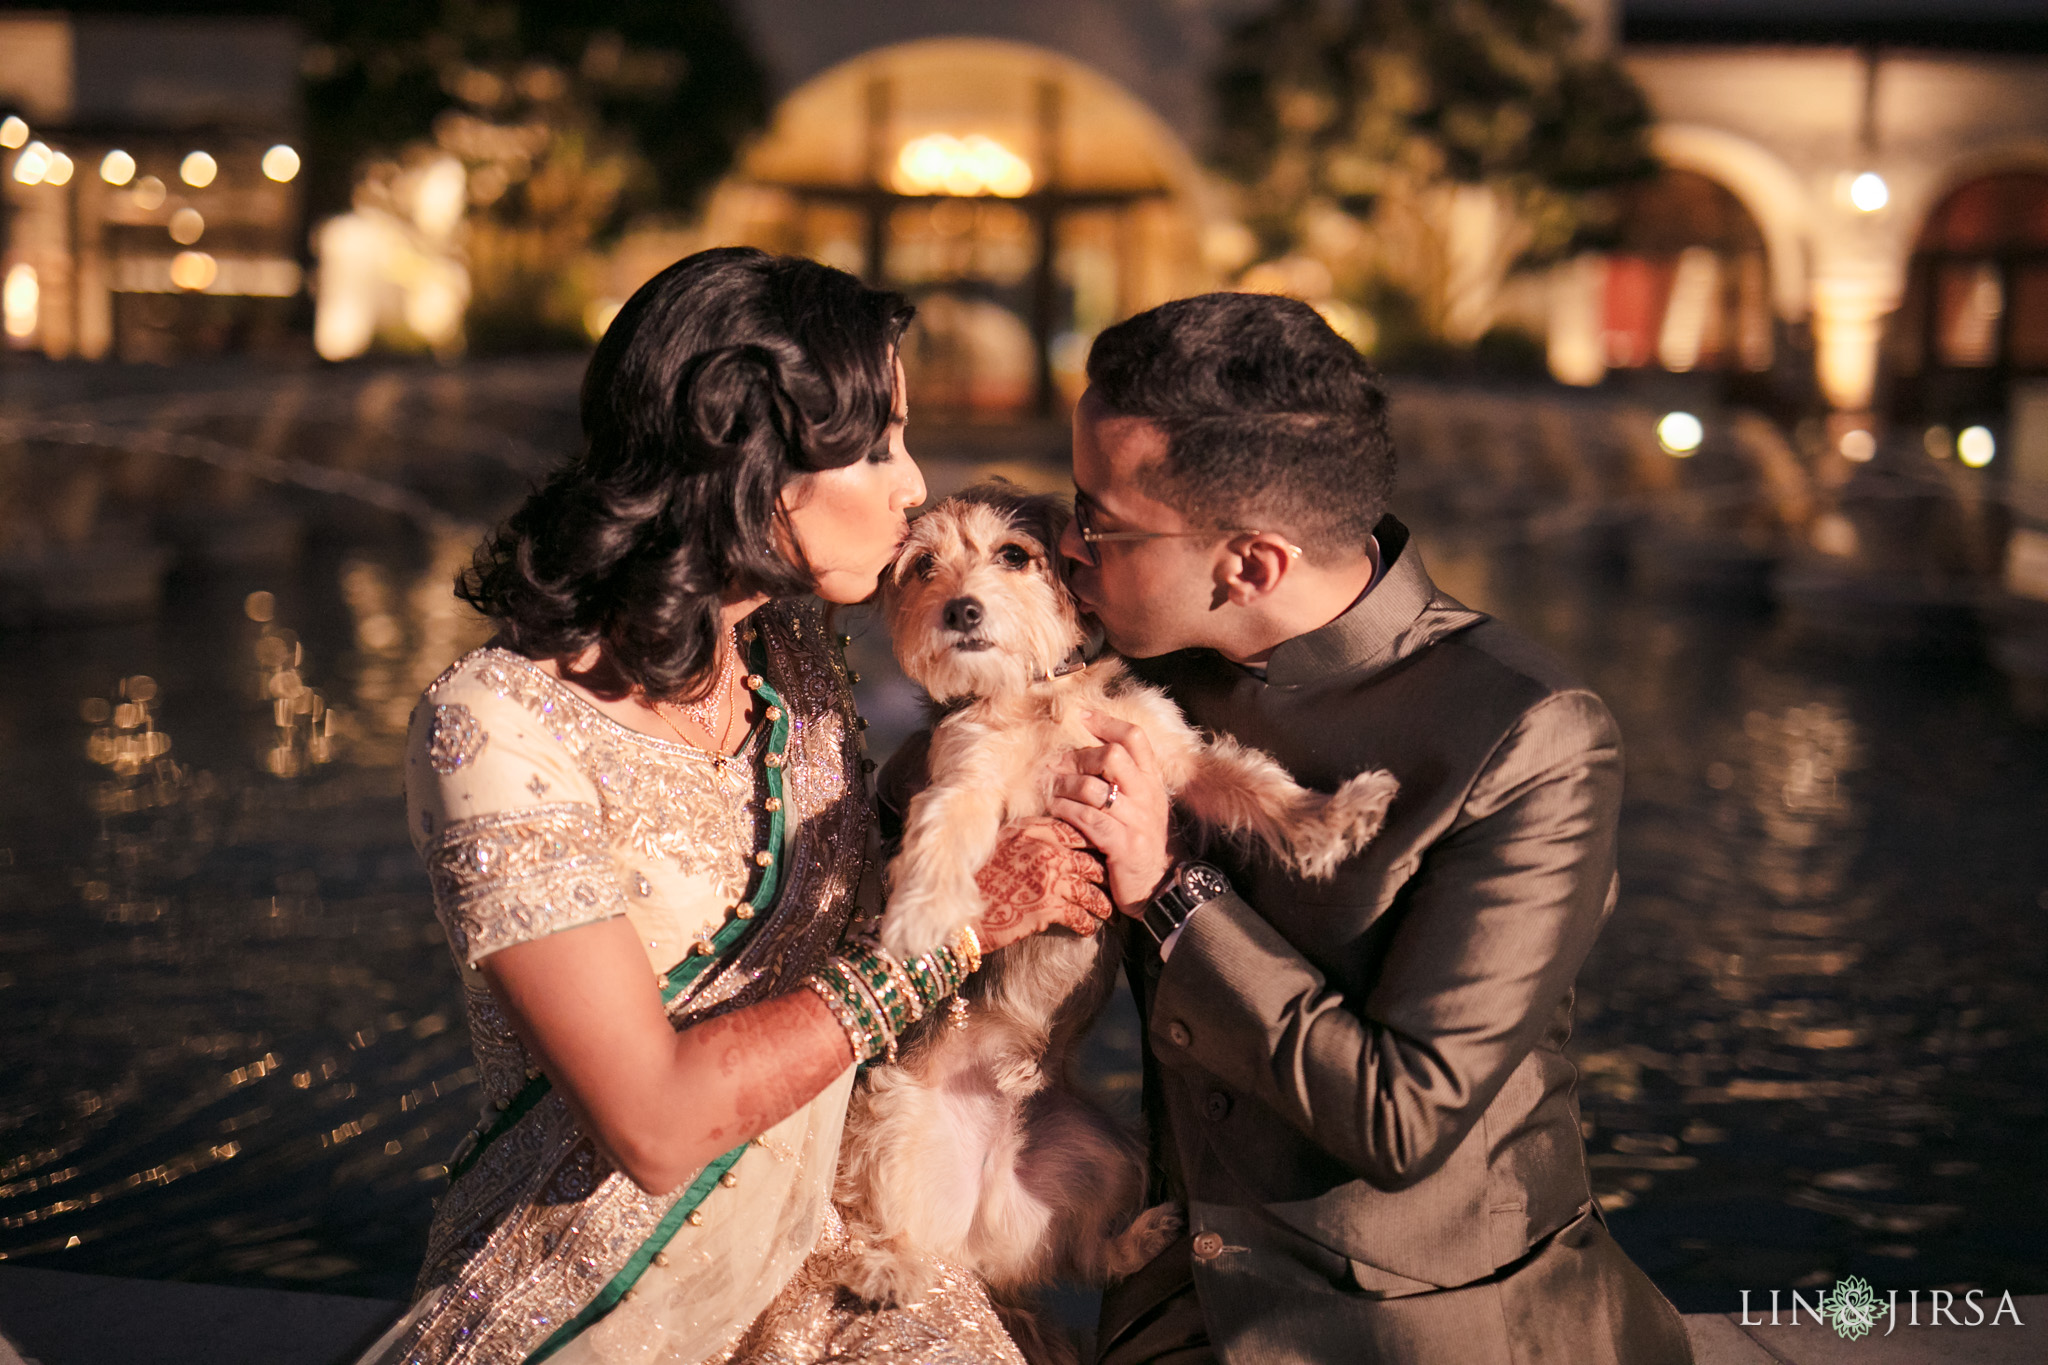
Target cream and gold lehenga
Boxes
[359,601,1026,1365]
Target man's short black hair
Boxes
[1084,292,1393,557]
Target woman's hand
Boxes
[1046,711,1178,913]
[973,817,1113,949]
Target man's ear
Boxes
[1216,534,1298,606]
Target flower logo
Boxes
[1817,1275,1882,1341]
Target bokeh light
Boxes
[12,141,51,185]
[261,144,300,183]
[131,175,167,211]
[100,149,136,186]
[3,263,37,338]
[180,150,217,188]
[1849,171,1889,213]
[1656,411,1704,456]
[169,251,218,292]
[1957,425,1996,468]
[1923,425,1951,460]
[44,151,74,186]
[1838,428,1876,463]
[168,208,206,245]
[0,115,27,149]
[892,133,1034,198]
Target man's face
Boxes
[1059,389,1220,659]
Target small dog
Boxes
[832,484,1398,1319]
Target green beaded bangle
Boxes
[829,958,899,1060]
[904,950,956,1009]
[853,953,913,1033]
[875,950,926,1024]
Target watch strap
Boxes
[1141,861,1230,946]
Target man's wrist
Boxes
[1141,860,1232,949]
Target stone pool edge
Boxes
[1,1265,2041,1364]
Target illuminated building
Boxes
[691,0,2047,430]
[0,14,303,361]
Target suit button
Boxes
[1192,1232,1225,1261]
[1204,1090,1231,1121]
[1167,1021,1192,1048]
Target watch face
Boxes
[1180,863,1231,903]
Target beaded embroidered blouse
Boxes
[358,602,1025,1365]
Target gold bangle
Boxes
[804,974,879,1064]
[953,924,983,977]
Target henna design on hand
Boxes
[975,819,1113,946]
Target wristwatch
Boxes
[1141,861,1233,947]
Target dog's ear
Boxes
[1012,493,1071,564]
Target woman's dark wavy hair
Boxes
[458,247,914,701]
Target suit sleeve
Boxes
[1145,689,1622,1191]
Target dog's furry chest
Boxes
[931,681,1111,820]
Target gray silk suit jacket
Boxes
[1105,518,1691,1364]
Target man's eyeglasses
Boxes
[1070,494,1303,567]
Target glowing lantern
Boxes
[892,133,1034,198]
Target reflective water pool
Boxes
[0,389,2042,1316]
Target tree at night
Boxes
[1214,0,1653,353]
[298,0,770,345]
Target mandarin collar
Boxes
[1262,515,1473,687]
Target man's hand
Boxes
[1047,711,1178,913]
[974,817,1114,950]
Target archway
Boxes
[1548,167,1776,385]
[1890,172,2048,383]
[695,38,1219,415]
[1600,169,1775,375]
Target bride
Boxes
[359,248,1111,1364]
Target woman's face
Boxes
[781,356,926,605]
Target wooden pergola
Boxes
[749,76,1168,414]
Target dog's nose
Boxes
[943,596,983,633]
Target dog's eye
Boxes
[996,544,1031,570]
[911,552,937,581]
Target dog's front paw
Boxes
[879,887,976,959]
[838,1234,939,1307]
[1105,1202,1186,1278]
[1292,769,1399,880]
[991,1055,1045,1097]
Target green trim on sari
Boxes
[523,1141,751,1364]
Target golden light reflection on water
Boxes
[341,531,492,759]
[0,383,2043,1303]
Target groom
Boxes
[1037,293,1694,1364]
